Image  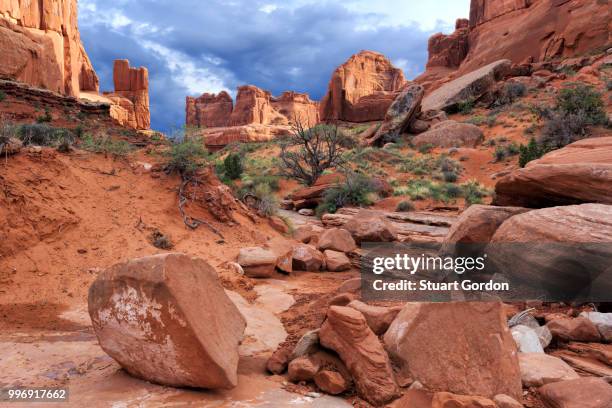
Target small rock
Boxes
[518,353,579,387]
[317,228,356,253]
[539,377,612,408]
[298,209,315,216]
[580,312,612,342]
[292,244,324,271]
[267,346,291,374]
[290,329,320,360]
[512,325,544,353]
[494,394,523,408]
[546,316,601,342]
[293,225,324,244]
[323,250,351,272]
[347,300,402,335]
[328,293,356,307]
[288,355,320,382]
[268,216,289,234]
[237,247,278,278]
[432,392,496,408]
[227,262,244,275]
[314,370,349,395]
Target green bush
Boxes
[17,124,74,148]
[163,137,207,176]
[455,99,475,115]
[316,173,377,216]
[555,84,606,125]
[461,180,489,206]
[223,153,243,180]
[36,109,52,123]
[248,183,279,217]
[518,138,548,167]
[417,144,434,154]
[394,201,413,212]
[491,82,527,108]
[0,91,6,103]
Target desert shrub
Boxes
[81,133,132,157]
[0,91,5,103]
[555,84,606,126]
[461,180,490,206]
[316,173,378,216]
[454,99,475,115]
[17,123,75,148]
[492,82,527,108]
[279,123,345,186]
[464,115,485,126]
[162,136,207,176]
[150,230,173,250]
[518,138,549,167]
[250,183,279,217]
[397,155,461,180]
[417,143,434,154]
[396,200,415,212]
[493,142,520,162]
[36,109,52,123]
[223,153,243,180]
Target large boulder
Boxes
[487,204,612,300]
[343,210,398,244]
[366,84,425,145]
[421,60,511,112]
[292,244,325,271]
[493,137,612,208]
[317,228,357,253]
[518,353,579,387]
[319,306,400,405]
[539,377,612,408]
[88,253,246,389]
[383,302,522,400]
[441,204,529,256]
[237,247,278,278]
[411,120,484,149]
[320,50,406,123]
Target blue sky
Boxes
[79,0,470,131]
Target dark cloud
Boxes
[79,0,447,131]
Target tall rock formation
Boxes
[418,0,611,87]
[0,0,98,97]
[104,60,151,130]
[320,50,407,123]
[186,85,319,128]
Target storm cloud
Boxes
[79,0,469,131]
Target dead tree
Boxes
[279,121,345,186]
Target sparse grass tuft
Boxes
[81,133,132,157]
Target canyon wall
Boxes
[0,0,98,97]
[319,50,407,123]
[186,85,319,128]
[419,0,611,85]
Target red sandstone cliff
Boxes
[319,50,407,123]
[0,0,98,97]
[418,0,611,86]
[0,1,151,130]
[186,85,319,128]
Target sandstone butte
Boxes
[0,0,150,130]
[319,50,406,123]
[416,0,611,89]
